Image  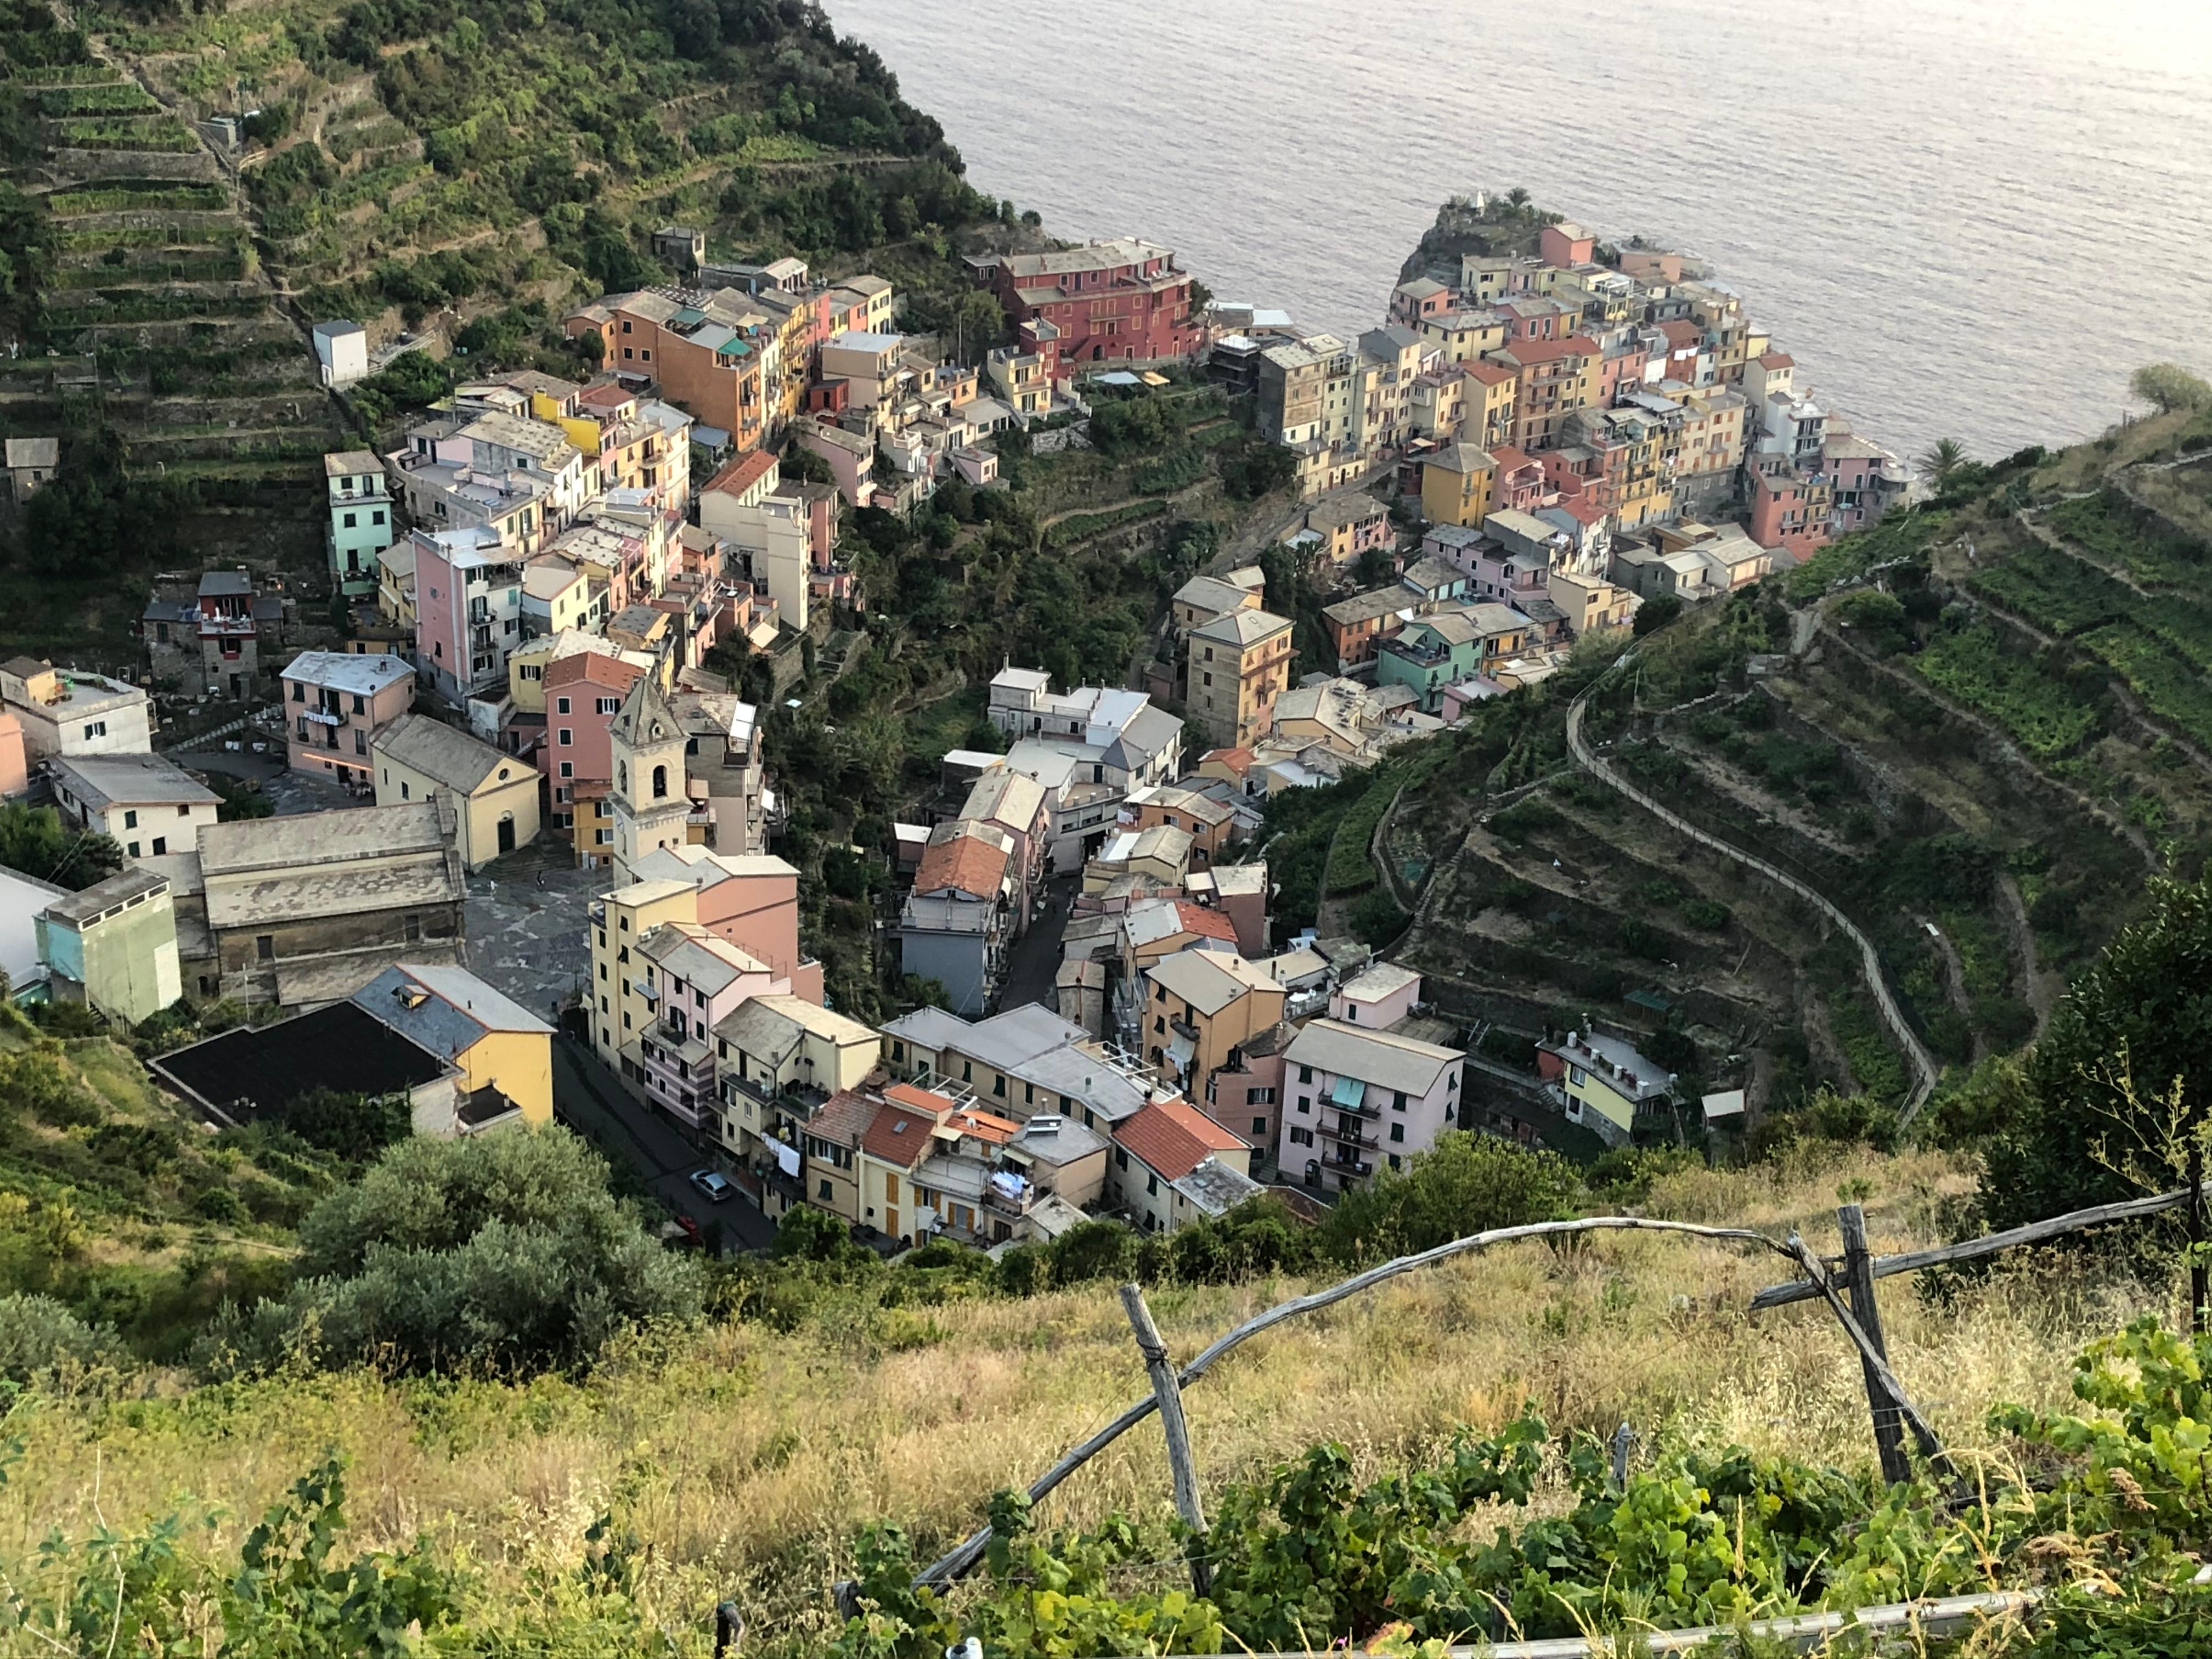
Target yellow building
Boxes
[376,539,418,630]
[1461,363,1519,450]
[1420,442,1499,528]
[372,712,543,871]
[349,962,556,1128]
[1140,949,1285,1096]
[714,991,883,1159]
[1187,606,1294,749]
[591,877,700,1069]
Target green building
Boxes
[36,867,181,1025]
[325,449,396,599]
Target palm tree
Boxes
[1505,186,1531,211]
[1919,437,1969,493]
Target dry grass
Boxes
[0,1144,2177,1652]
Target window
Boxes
[651,764,667,799]
[1392,1091,1408,1111]
[1115,1147,1128,1170]
[291,683,305,703]
[559,761,573,778]
[1389,1122,1405,1143]
[1146,1172,1158,1197]
[818,1179,833,1201]
[400,780,410,799]
[373,510,385,526]
[1252,1117,1268,1136]
[177,805,189,817]
[255,935,274,961]
[596,697,619,715]
[343,512,357,528]
[598,963,606,981]
[405,914,421,942]
[1289,1127,1313,1147]
[1297,1096,1311,1114]
[1246,1087,1275,1105]
[151,836,166,855]
[354,729,367,755]
[558,729,573,746]
[1388,1153,1402,1171]
[126,841,139,857]
[83,721,105,740]
[1298,1064,1314,1085]
[123,809,138,830]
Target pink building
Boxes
[1278,1017,1464,1195]
[1538,221,1596,268]
[411,526,526,700]
[633,922,790,1128]
[1747,458,1833,560]
[1204,1020,1293,1154]
[280,650,416,790]
[1329,962,1423,1029]
[0,712,27,799]
[544,650,647,838]
[647,848,825,1006]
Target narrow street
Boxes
[552,1035,776,1253]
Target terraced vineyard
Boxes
[4,45,346,578]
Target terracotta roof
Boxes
[1200,747,1253,775]
[544,651,647,693]
[1758,352,1795,370]
[861,1099,938,1166]
[1113,1095,1248,1182]
[1555,496,1606,525]
[914,828,1010,899]
[941,1105,1021,1144]
[1176,903,1239,945]
[1497,335,1600,366]
[884,1081,956,1117]
[805,1086,879,1148]
[704,449,777,497]
[1462,360,1517,385]
[1660,320,1703,351]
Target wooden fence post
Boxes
[1839,1203,1911,1488]
[1120,1282,1209,1596]
[2189,1141,2207,1337]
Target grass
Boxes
[0,1146,2169,1655]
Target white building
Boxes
[0,659,154,761]
[48,753,221,861]
[311,321,369,387]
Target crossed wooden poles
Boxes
[896,1184,2202,1595]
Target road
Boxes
[997,873,1078,1011]
[552,1035,776,1253]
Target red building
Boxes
[979,238,1203,366]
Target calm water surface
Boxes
[827,0,2212,461]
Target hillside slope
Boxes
[0,1142,2168,1655]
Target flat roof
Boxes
[153,1000,449,1122]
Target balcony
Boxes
[1169,1017,1200,1043]
[1322,1121,1379,1149]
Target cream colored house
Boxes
[372,712,541,871]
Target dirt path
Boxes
[1566,671,1941,1125]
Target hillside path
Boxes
[1565,673,1940,1126]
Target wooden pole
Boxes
[1838,1204,1910,1488]
[2190,1140,2207,1336]
[1785,1233,1950,1473]
[1120,1282,1210,1596]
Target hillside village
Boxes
[5,4,2212,1656]
[0,179,1945,1256]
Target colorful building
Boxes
[1187,607,1294,749]
[980,238,1203,366]
[281,649,416,790]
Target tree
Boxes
[210,1127,702,1376]
[2130,363,2212,416]
[1505,187,1531,210]
[1313,1131,1576,1266]
[283,1088,409,1164]
[1632,595,1683,637]
[1918,437,1971,494]
[1980,879,2212,1304]
[0,803,121,889]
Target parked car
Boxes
[688,1169,733,1203]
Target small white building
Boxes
[311,320,369,388]
[48,753,221,861]
[0,659,154,761]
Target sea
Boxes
[824,0,2212,465]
